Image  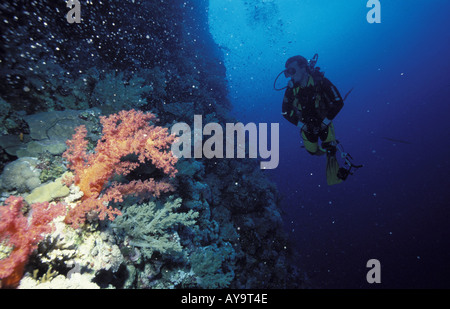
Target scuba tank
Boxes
[308,53,319,72]
[308,53,325,80]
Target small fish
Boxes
[343,87,354,102]
[381,137,412,145]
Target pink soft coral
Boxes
[62,109,178,228]
[0,196,65,288]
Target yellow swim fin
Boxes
[326,154,343,185]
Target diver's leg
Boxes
[301,128,325,156]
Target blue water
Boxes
[209,0,450,288]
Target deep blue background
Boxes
[209,0,450,288]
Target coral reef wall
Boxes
[0,0,229,119]
[0,0,305,289]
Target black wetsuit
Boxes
[282,75,344,133]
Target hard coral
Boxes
[0,196,65,288]
[112,196,198,259]
[62,109,178,228]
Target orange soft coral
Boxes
[62,109,178,228]
[0,196,66,288]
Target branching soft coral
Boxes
[0,196,66,288]
[62,109,178,228]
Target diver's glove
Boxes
[322,118,332,127]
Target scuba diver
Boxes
[274,54,362,185]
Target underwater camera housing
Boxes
[273,53,320,91]
[337,167,351,181]
[336,142,363,181]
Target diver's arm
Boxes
[281,90,301,125]
[322,78,344,120]
[322,117,332,126]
